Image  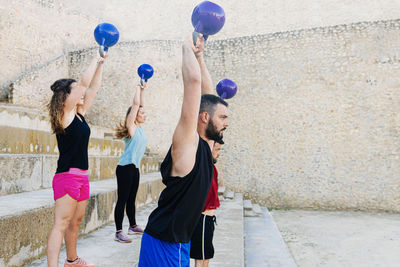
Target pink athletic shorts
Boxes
[52,168,90,202]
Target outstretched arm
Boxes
[194,37,214,95]
[78,55,106,115]
[170,36,202,177]
[126,83,145,137]
[140,82,145,108]
[65,53,105,114]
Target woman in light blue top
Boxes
[114,82,148,243]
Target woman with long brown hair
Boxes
[46,52,106,267]
[113,82,147,243]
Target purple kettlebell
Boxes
[216,79,237,99]
[191,1,225,44]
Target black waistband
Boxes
[117,164,139,169]
[201,214,217,225]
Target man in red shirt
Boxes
[190,139,224,266]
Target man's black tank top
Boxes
[56,113,91,173]
[144,137,213,243]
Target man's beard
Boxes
[205,119,224,142]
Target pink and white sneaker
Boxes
[64,257,96,267]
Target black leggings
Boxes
[114,164,140,231]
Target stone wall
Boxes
[67,41,183,154]
[2,0,400,96]
[1,0,399,212]
[206,20,400,212]
[0,175,164,267]
[0,103,162,196]
[0,0,96,98]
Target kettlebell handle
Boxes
[192,31,208,46]
[140,74,144,86]
[99,46,105,58]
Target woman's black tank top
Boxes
[144,137,213,243]
[55,113,91,173]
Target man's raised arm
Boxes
[194,36,214,95]
[170,36,202,177]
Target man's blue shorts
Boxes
[138,232,191,267]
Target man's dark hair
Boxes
[215,139,224,145]
[199,94,228,117]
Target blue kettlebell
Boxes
[137,64,154,85]
[94,23,120,57]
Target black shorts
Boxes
[190,214,217,260]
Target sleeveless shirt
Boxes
[144,137,213,243]
[118,127,147,168]
[56,113,90,173]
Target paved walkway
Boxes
[208,193,244,267]
[29,203,154,267]
[245,207,297,267]
[28,193,400,267]
[271,209,400,267]
[29,194,245,267]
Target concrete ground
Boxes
[208,193,244,267]
[245,207,296,267]
[28,204,155,267]
[27,195,400,267]
[271,209,400,267]
[29,194,245,267]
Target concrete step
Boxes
[244,200,264,217]
[0,154,161,196]
[0,125,125,156]
[245,207,297,267]
[28,203,158,267]
[243,199,253,210]
[28,192,245,267]
[0,103,164,196]
[206,192,244,267]
[252,204,263,215]
[218,186,226,196]
[225,190,234,199]
[0,173,164,267]
[0,103,162,160]
[218,186,226,202]
[0,104,126,156]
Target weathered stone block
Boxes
[0,175,164,267]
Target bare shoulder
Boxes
[76,105,86,116]
[62,110,76,129]
[170,134,199,177]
